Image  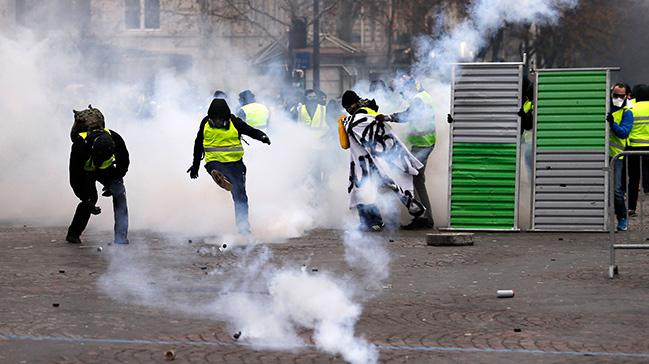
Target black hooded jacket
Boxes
[69,129,129,200]
[192,99,267,167]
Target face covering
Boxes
[208,117,229,129]
[612,97,625,108]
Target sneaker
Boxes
[369,223,385,232]
[210,170,232,191]
[617,218,628,232]
[401,218,435,230]
[628,209,637,217]
[65,234,82,244]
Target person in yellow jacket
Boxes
[237,90,270,130]
[188,98,271,234]
[624,84,649,220]
[387,79,436,230]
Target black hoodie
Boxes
[192,99,267,167]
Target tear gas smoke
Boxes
[1,1,578,363]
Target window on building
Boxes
[125,0,160,30]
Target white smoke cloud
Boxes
[1,1,580,363]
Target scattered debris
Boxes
[218,243,228,252]
[497,290,515,298]
[200,266,207,270]
[58,270,65,274]
[164,350,175,361]
[514,328,522,332]
[52,303,60,308]
[389,239,394,242]
[550,258,556,261]
[97,246,103,252]
[14,246,33,250]
[233,331,242,340]
[188,239,192,243]
[427,233,474,247]
[50,239,57,243]
[311,268,318,272]
[558,238,564,241]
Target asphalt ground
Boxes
[1,224,648,363]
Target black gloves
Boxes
[376,114,393,123]
[606,112,614,124]
[260,134,271,145]
[447,114,454,124]
[187,164,199,179]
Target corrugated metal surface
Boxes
[449,64,521,230]
[532,70,609,231]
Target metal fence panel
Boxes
[532,70,610,231]
[448,63,522,230]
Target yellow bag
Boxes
[337,115,349,149]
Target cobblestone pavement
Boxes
[1,224,648,363]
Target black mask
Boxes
[208,117,229,129]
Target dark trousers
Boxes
[411,145,434,224]
[68,176,129,244]
[626,146,649,211]
[205,160,250,234]
[357,204,383,228]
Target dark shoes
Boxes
[401,218,434,230]
[65,234,82,244]
[629,209,637,217]
[210,170,232,191]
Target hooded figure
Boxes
[188,98,271,234]
[66,107,129,245]
[339,90,425,232]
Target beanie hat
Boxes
[341,90,360,108]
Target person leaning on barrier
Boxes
[608,83,634,231]
[626,84,649,218]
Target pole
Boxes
[312,0,320,91]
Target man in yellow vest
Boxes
[625,84,649,220]
[66,106,130,245]
[188,98,271,234]
[608,83,634,231]
[237,90,270,130]
[389,79,436,230]
[297,89,327,130]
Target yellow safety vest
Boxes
[407,91,437,147]
[628,101,649,147]
[359,107,378,116]
[203,119,244,163]
[241,102,269,128]
[298,104,327,128]
[610,107,630,158]
[79,129,115,171]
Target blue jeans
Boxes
[411,145,434,224]
[205,160,250,234]
[613,158,627,220]
[68,176,129,244]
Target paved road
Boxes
[1,225,648,363]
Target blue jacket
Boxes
[610,104,634,139]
